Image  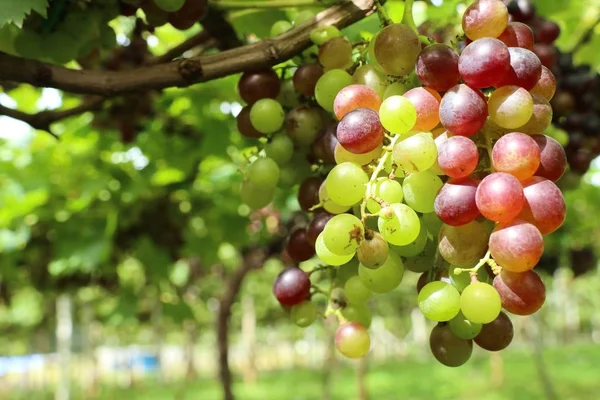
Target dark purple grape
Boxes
[286,228,315,262]
[238,69,281,105]
[474,312,514,351]
[307,211,334,246]
[237,106,263,138]
[298,177,323,212]
[535,20,560,44]
[312,123,338,164]
[416,44,461,92]
[273,268,311,306]
[293,63,324,97]
[429,324,473,367]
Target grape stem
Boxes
[453,250,492,275]
[374,0,393,27]
[309,264,336,276]
[401,0,418,33]
[360,134,401,224]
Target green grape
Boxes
[318,182,351,214]
[344,275,372,304]
[357,231,389,269]
[335,258,360,286]
[291,301,318,328]
[460,282,502,324]
[379,95,417,134]
[392,217,427,257]
[358,251,404,294]
[377,203,420,246]
[341,303,372,328]
[294,10,316,25]
[325,162,368,207]
[285,106,323,146]
[315,69,353,112]
[352,65,388,98]
[323,214,364,256]
[449,311,482,340]
[336,322,370,359]
[318,37,353,70]
[403,237,436,273]
[271,20,293,37]
[264,134,294,166]
[154,0,185,12]
[240,181,275,209]
[310,26,342,46]
[277,80,301,109]
[315,232,354,266]
[14,30,43,59]
[449,267,491,292]
[393,132,437,173]
[418,281,461,322]
[366,178,403,213]
[250,99,285,134]
[247,157,279,189]
[422,212,443,236]
[402,170,443,214]
[383,82,409,98]
[370,23,420,76]
[335,143,382,166]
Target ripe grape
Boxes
[334,85,382,120]
[435,177,480,226]
[532,44,557,69]
[475,172,525,223]
[247,157,279,189]
[312,123,338,164]
[318,182,351,214]
[322,213,364,256]
[418,281,461,321]
[315,69,353,112]
[460,282,502,324]
[437,136,479,178]
[449,312,483,340]
[366,178,403,214]
[285,105,323,146]
[334,143,381,166]
[378,95,417,134]
[404,237,436,273]
[310,26,341,45]
[416,44,461,92]
[378,204,421,246]
[357,231,389,269]
[492,132,540,181]
[403,87,441,132]
[370,24,420,76]
[430,324,473,367]
[358,250,404,294]
[287,228,315,262]
[238,69,281,105]
[532,135,566,182]
[352,65,388,98]
[250,99,285,134]
[458,38,510,88]
[265,134,294,165]
[402,170,443,214]
[462,0,509,40]
[534,20,560,44]
[294,10,316,25]
[497,21,534,49]
[335,322,370,359]
[393,133,438,173]
[439,84,487,137]
[291,301,317,327]
[516,93,552,135]
[237,106,264,138]
[325,162,369,206]
[307,211,334,246]
[271,20,293,37]
[493,269,545,315]
[488,85,534,129]
[336,108,384,154]
[273,268,311,306]
[240,180,275,209]
[345,275,372,304]
[393,217,428,257]
[293,63,324,97]
[530,66,556,101]
[341,303,372,328]
[474,311,514,351]
[495,47,542,90]
[438,220,490,265]
[154,0,184,12]
[315,232,354,266]
[318,37,353,70]
[298,177,323,212]
[517,177,566,234]
[489,219,544,272]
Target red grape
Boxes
[238,69,281,105]
[437,136,479,178]
[476,172,525,223]
[532,135,566,182]
[403,87,441,132]
[273,268,311,306]
[333,84,382,120]
[489,219,544,272]
[298,177,324,212]
[237,106,263,138]
[415,44,461,92]
[434,177,480,226]
[495,47,542,90]
[492,132,540,181]
[532,43,557,69]
[312,123,338,164]
[535,20,560,44]
[530,66,556,101]
[336,108,384,154]
[493,270,545,315]
[335,322,370,358]
[430,324,473,367]
[459,38,511,88]
[293,63,324,97]
[497,21,534,49]
[307,211,334,246]
[462,0,509,40]
[474,311,514,351]
[439,84,488,137]
[286,228,315,262]
[517,176,566,234]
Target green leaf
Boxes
[0,0,49,28]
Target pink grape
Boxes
[333,84,382,120]
[437,136,479,178]
[495,47,542,90]
[529,66,556,101]
[476,172,524,223]
[434,177,480,226]
[403,87,441,132]
[517,177,566,235]
[462,0,508,40]
[458,38,510,88]
[492,132,540,181]
[516,93,552,135]
[493,270,546,316]
[532,135,567,182]
[415,44,461,92]
[439,84,488,137]
[497,22,534,50]
[489,219,544,273]
[336,108,384,154]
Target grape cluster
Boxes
[239,0,567,366]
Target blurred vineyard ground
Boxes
[6,343,599,400]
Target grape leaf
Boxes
[0,0,49,28]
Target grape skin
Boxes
[284,105,324,146]
[325,162,369,207]
[238,69,280,105]
[517,176,566,234]
[334,143,382,166]
[489,219,544,273]
[336,108,384,154]
[371,24,421,76]
[458,38,511,88]
[358,251,404,294]
[286,228,315,262]
[291,301,317,328]
[493,270,546,315]
[416,44,461,92]
[439,84,488,137]
[404,237,437,273]
[293,63,324,97]
[474,311,514,352]
[497,21,534,49]
[418,281,461,322]
[344,275,372,304]
[322,213,364,256]
[273,268,311,306]
[318,37,353,70]
[529,65,556,101]
[402,170,443,214]
[460,282,502,324]
[532,135,567,182]
[297,177,323,212]
[475,172,525,223]
[495,47,542,90]
[379,95,417,134]
[352,65,388,98]
[393,133,438,174]
[462,0,509,40]
[516,93,552,135]
[434,177,480,227]
[437,136,479,178]
[335,322,370,359]
[403,87,441,132]
[333,84,382,120]
[315,69,353,112]
[438,220,490,266]
[430,324,473,367]
[357,231,389,269]
[449,312,483,340]
[488,85,534,129]
[307,211,334,246]
[491,132,540,181]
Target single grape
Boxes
[458,38,510,88]
[450,267,491,292]
[250,99,285,134]
[315,69,353,112]
[378,203,421,246]
[318,37,353,70]
[418,281,461,321]
[273,268,311,306]
[393,133,438,174]
[530,66,556,101]
[366,178,403,213]
[284,105,324,146]
[265,134,294,165]
[298,177,324,212]
[435,177,480,227]
[392,217,427,257]
[344,275,372,304]
[287,228,315,262]
[334,142,382,166]
[378,95,417,134]
[237,106,264,138]
[423,212,443,236]
[313,123,339,165]
[517,177,566,234]
[307,211,334,246]
[474,312,514,351]
[238,69,280,105]
[358,250,404,293]
[323,213,364,256]
[383,81,409,98]
[449,312,483,340]
[247,157,279,189]
[493,269,545,315]
[439,84,487,137]
[416,44,461,92]
[460,282,502,324]
[475,172,525,223]
[438,220,490,265]
[240,180,275,209]
[271,20,293,37]
[535,20,560,44]
[489,219,544,272]
[325,162,369,207]
[293,63,324,97]
[357,231,389,269]
[352,65,388,98]
[153,0,185,12]
[488,85,533,129]
[277,79,301,108]
[310,26,341,45]
[402,170,443,214]
[291,301,317,327]
[403,87,441,132]
[430,324,473,367]
[497,21,534,49]
[335,322,370,359]
[515,93,552,135]
[532,43,557,69]
[341,303,372,328]
[495,47,542,90]
[315,232,354,266]
[462,0,509,40]
[437,136,479,178]
[318,182,351,214]
[492,132,540,181]
[337,108,384,154]
[370,23,420,76]
[532,135,566,182]
[334,85,382,120]
[404,237,437,273]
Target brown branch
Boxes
[0,0,376,96]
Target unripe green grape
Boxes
[240,181,275,209]
[318,183,351,214]
[449,311,482,340]
[460,282,502,324]
[378,203,420,246]
[418,281,461,322]
[279,154,311,188]
[310,26,341,45]
[393,132,437,173]
[323,214,364,256]
[154,0,185,12]
[318,37,353,70]
[341,304,372,328]
[276,80,301,109]
[291,301,318,327]
[265,134,294,166]
[356,231,389,269]
[392,217,427,257]
[247,157,279,189]
[344,275,372,304]
[404,237,436,273]
[315,69,352,112]
[294,10,316,25]
[353,65,388,98]
[334,143,382,166]
[422,212,443,236]
[315,232,354,266]
[402,170,443,214]
[325,162,368,207]
[366,178,403,213]
[379,95,417,134]
[383,82,409,99]
[358,251,404,294]
[335,322,370,359]
[250,99,285,134]
[271,20,293,37]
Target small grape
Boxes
[336,322,370,359]
[344,275,372,304]
[265,134,294,165]
[322,214,364,256]
[325,162,369,207]
[310,26,342,45]
[378,95,417,134]
[378,203,421,246]
[271,20,293,37]
[291,301,317,327]
[418,281,461,322]
[250,99,285,134]
[357,231,389,269]
[460,282,502,324]
[358,250,404,294]
[247,157,279,189]
[449,312,482,340]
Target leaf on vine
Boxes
[0,0,49,28]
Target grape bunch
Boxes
[238,0,567,366]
